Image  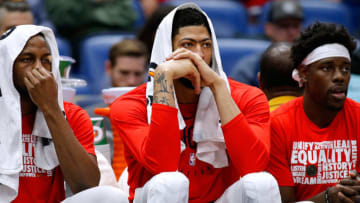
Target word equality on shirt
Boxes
[290,140,357,185]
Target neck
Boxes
[265,87,303,100]
[302,92,339,128]
[20,96,37,116]
[174,80,199,104]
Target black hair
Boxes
[291,22,356,69]
[260,42,299,90]
[137,5,174,62]
[171,7,211,41]
[0,0,31,12]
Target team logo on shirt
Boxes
[306,165,317,177]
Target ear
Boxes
[257,72,264,90]
[105,60,112,76]
[265,23,273,39]
[298,64,308,83]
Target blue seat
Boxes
[256,0,353,35]
[77,33,134,94]
[56,37,72,57]
[218,39,270,75]
[166,0,248,38]
[132,0,146,29]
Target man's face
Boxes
[109,56,147,87]
[303,57,351,111]
[172,25,212,65]
[265,18,302,43]
[172,25,212,89]
[0,11,33,34]
[13,35,52,95]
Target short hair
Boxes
[260,42,299,90]
[0,0,31,26]
[171,7,211,41]
[291,22,356,69]
[137,5,174,59]
[108,38,147,67]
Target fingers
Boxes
[338,191,355,203]
[337,184,358,197]
[340,179,360,186]
[188,70,201,95]
[351,195,360,203]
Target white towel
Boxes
[0,25,64,202]
[145,3,230,168]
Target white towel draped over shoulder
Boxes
[0,25,64,202]
[145,3,231,169]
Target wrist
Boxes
[155,63,174,79]
[325,187,330,203]
[209,77,226,94]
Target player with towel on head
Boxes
[0,25,131,203]
[110,3,281,203]
[267,22,360,202]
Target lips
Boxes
[328,86,346,100]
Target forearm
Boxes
[153,68,176,107]
[143,104,181,173]
[223,114,270,175]
[210,78,240,126]
[42,106,100,193]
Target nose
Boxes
[127,74,140,86]
[193,44,205,60]
[332,67,345,83]
[33,58,43,70]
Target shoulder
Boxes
[64,101,88,118]
[271,97,302,124]
[343,98,360,118]
[110,84,147,120]
[63,101,92,129]
[112,83,147,106]
[229,79,266,102]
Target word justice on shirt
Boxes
[290,140,357,185]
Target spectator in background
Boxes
[45,0,136,40]
[347,40,360,102]
[106,39,148,88]
[137,5,175,63]
[239,0,268,24]
[45,0,137,71]
[26,0,55,31]
[231,0,303,86]
[0,0,33,34]
[267,22,359,203]
[258,42,303,112]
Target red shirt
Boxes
[110,79,271,202]
[267,97,360,201]
[12,102,95,203]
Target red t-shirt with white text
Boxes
[12,102,95,203]
[267,97,360,201]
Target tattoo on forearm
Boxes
[154,71,175,106]
[155,72,169,93]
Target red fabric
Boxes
[12,102,95,203]
[240,0,268,8]
[110,79,271,202]
[267,97,360,201]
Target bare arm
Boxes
[24,67,100,193]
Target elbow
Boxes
[71,166,100,194]
[142,151,180,174]
[237,142,270,176]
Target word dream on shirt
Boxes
[290,140,357,185]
